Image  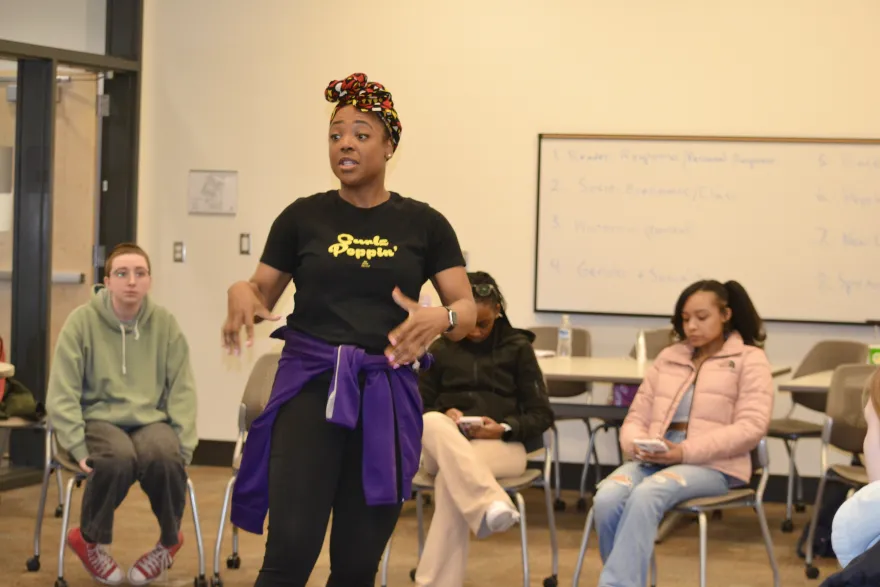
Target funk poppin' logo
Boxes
[328,234,397,268]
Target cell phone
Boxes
[634,438,669,454]
[458,416,484,427]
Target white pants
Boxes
[414,412,527,587]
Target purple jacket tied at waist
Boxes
[230,326,430,535]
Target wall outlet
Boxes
[240,233,251,255]
[173,242,185,263]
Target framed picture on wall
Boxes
[187,169,238,215]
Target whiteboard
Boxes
[534,135,880,324]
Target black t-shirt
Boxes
[260,190,465,353]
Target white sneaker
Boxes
[484,500,520,534]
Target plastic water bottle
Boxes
[870,324,880,365]
[557,314,572,357]
[636,329,648,369]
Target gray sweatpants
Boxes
[79,421,187,547]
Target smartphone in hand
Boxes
[457,416,483,427]
[634,438,669,454]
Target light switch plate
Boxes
[173,242,185,263]
[239,233,251,255]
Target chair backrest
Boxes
[531,326,592,397]
[792,340,870,412]
[751,436,769,474]
[862,369,879,413]
[242,353,281,431]
[825,364,878,454]
[627,327,675,360]
[531,325,591,356]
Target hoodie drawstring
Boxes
[119,321,140,376]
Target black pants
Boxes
[255,376,402,587]
[80,421,186,547]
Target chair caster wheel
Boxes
[795,503,807,513]
[54,504,63,518]
[543,575,559,587]
[554,498,566,512]
[54,579,68,587]
[226,554,241,569]
[781,519,794,533]
[210,575,223,587]
[26,555,40,572]
[194,575,209,587]
[576,498,588,512]
[805,565,820,579]
[409,568,416,582]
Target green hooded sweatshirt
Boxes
[46,285,197,464]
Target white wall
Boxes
[0,0,105,55]
[138,0,880,477]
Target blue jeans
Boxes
[831,480,880,568]
[593,431,734,587]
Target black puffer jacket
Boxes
[820,538,880,586]
[419,317,554,443]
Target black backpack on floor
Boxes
[796,470,854,560]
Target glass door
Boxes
[49,64,103,362]
[0,59,16,469]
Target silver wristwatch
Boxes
[444,306,458,333]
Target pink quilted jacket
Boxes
[619,332,774,483]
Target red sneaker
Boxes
[127,532,184,586]
[66,527,124,585]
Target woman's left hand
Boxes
[386,287,448,368]
[469,417,505,440]
[636,439,684,465]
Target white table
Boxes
[538,357,650,385]
[777,370,832,394]
[538,356,791,383]
[0,362,13,378]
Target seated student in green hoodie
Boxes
[46,243,197,587]
[414,271,554,587]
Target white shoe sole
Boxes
[77,560,123,586]
[68,543,123,586]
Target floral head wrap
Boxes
[325,73,401,151]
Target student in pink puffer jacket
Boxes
[593,280,774,587]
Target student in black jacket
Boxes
[414,271,554,587]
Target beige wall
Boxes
[139,0,880,476]
[0,0,105,54]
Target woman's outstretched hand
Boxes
[386,287,447,368]
[222,281,280,354]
